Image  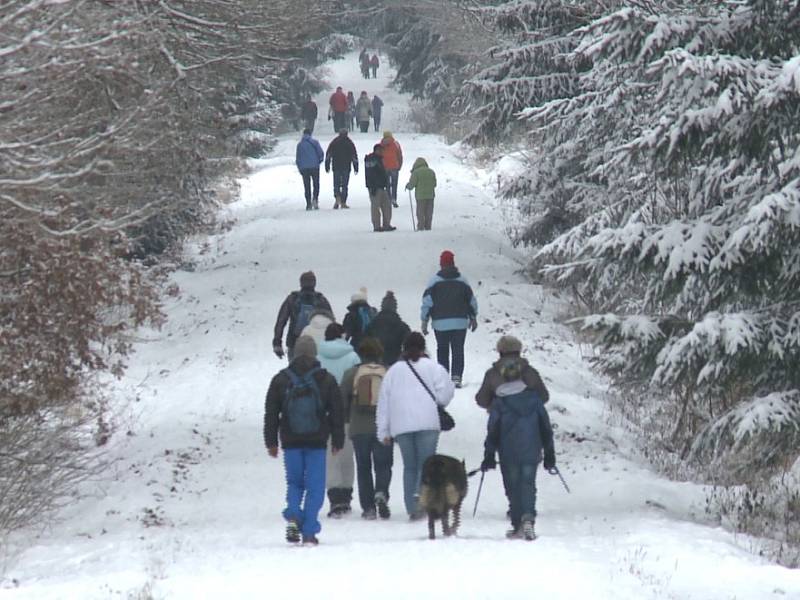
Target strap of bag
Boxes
[405,359,437,405]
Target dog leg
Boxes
[428,515,436,540]
[451,502,462,536]
[442,513,450,537]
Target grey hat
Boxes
[293,335,317,359]
[496,335,522,355]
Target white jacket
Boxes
[300,314,333,347]
[376,356,454,440]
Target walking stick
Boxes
[548,467,571,493]
[408,189,417,231]
[472,470,485,517]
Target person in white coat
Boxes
[376,331,454,519]
[317,323,361,517]
[300,309,335,347]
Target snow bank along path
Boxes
[3,54,799,600]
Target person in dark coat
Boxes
[264,335,345,545]
[295,129,324,210]
[300,96,318,133]
[343,287,378,352]
[364,143,394,232]
[370,54,379,78]
[273,271,333,360]
[475,335,549,409]
[480,360,555,541]
[365,291,411,366]
[325,129,358,209]
[371,95,384,132]
[420,250,478,388]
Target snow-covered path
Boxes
[3,53,799,600]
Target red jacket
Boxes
[381,137,403,170]
[330,90,348,113]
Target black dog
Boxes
[418,454,468,540]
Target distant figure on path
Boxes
[356,91,372,133]
[329,86,348,133]
[295,128,324,211]
[300,96,318,133]
[364,143,395,232]
[325,129,359,209]
[371,95,383,132]
[370,54,379,78]
[380,131,403,208]
[405,157,437,230]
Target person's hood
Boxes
[347,300,369,311]
[492,355,528,372]
[412,157,428,171]
[500,387,538,416]
[301,133,312,140]
[288,355,320,375]
[318,338,356,360]
[436,266,461,279]
[307,314,333,330]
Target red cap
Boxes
[440,250,455,268]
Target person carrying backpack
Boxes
[365,291,411,366]
[317,323,361,519]
[480,336,555,541]
[364,144,395,232]
[341,337,393,520]
[380,131,403,208]
[325,129,358,209]
[264,335,345,546]
[405,157,437,230]
[343,287,378,350]
[273,271,333,360]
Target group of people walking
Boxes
[327,86,384,134]
[359,48,380,79]
[264,253,556,545]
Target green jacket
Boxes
[405,158,437,201]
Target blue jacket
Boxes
[296,134,324,171]
[371,95,383,119]
[420,266,478,331]
[484,387,554,466]
[317,338,360,384]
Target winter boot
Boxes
[334,195,341,209]
[313,198,319,210]
[521,517,536,541]
[285,520,300,544]
[361,508,377,520]
[302,534,319,546]
[375,491,391,520]
[452,375,462,388]
[505,527,522,540]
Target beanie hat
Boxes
[293,335,317,359]
[439,250,455,268]
[299,271,316,290]
[496,335,522,355]
[351,286,368,303]
[381,291,398,313]
[358,337,384,362]
[383,130,392,139]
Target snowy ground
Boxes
[2,53,799,600]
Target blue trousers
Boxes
[351,434,394,512]
[282,448,326,537]
[333,169,351,203]
[394,430,439,516]
[500,461,538,529]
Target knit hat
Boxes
[299,271,316,290]
[383,130,392,139]
[440,250,455,268]
[381,291,398,313]
[293,335,317,359]
[496,335,522,355]
[351,286,368,303]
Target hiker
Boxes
[364,143,395,232]
[376,332,454,520]
[480,337,555,541]
[365,291,411,366]
[325,129,358,209]
[264,335,345,546]
[358,48,368,66]
[371,95,383,132]
[343,287,378,351]
[380,131,403,208]
[405,157,437,230]
[475,335,549,410]
[370,54,379,78]
[317,323,361,519]
[347,91,356,132]
[360,51,371,79]
[295,128,324,211]
[300,96,318,133]
[273,271,333,360]
[300,309,335,347]
[341,337,394,520]
[329,86,348,132]
[355,91,372,133]
[420,250,478,388]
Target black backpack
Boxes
[282,367,323,435]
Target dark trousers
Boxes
[300,168,320,205]
[333,169,351,203]
[351,434,394,512]
[500,462,538,529]
[333,111,346,132]
[304,118,315,133]
[359,120,370,133]
[373,115,381,132]
[386,169,399,202]
[434,328,467,378]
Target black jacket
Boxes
[343,301,377,352]
[365,309,411,366]
[263,356,345,450]
[301,100,318,121]
[325,135,358,172]
[273,289,332,349]
[364,152,388,193]
[475,355,549,409]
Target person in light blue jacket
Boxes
[295,128,325,211]
[318,322,361,518]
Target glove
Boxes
[481,455,496,472]
[273,344,284,359]
[354,167,359,174]
[421,321,429,336]
[543,452,556,472]
[469,317,478,332]
[327,114,331,121]
[325,165,330,173]
[267,446,278,458]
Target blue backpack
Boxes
[293,297,316,337]
[357,305,375,333]
[282,367,323,435]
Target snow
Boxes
[3,53,800,600]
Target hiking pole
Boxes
[548,467,571,494]
[472,470,485,517]
[408,189,417,231]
